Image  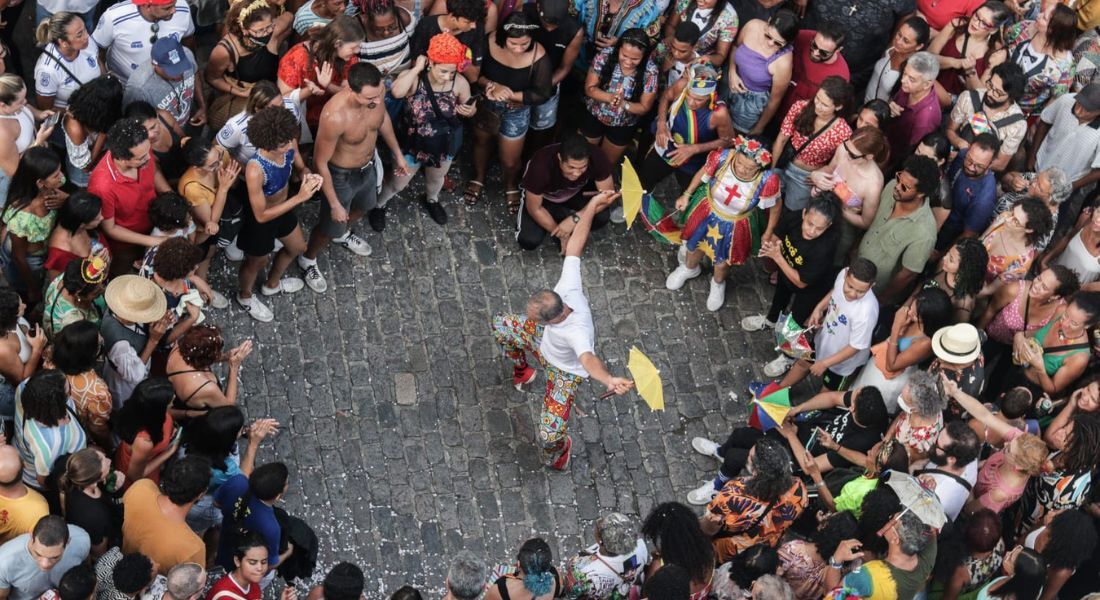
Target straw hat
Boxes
[931,323,982,364]
[105,276,168,324]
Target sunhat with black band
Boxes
[931,323,982,364]
[105,275,168,324]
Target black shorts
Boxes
[580,111,637,146]
[820,368,853,392]
[238,203,299,257]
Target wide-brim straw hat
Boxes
[931,323,982,364]
[104,275,168,324]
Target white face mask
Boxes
[897,394,911,414]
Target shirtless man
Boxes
[299,62,409,293]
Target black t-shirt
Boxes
[410,15,485,67]
[773,208,839,293]
[523,4,581,73]
[522,143,612,202]
[811,391,883,470]
[65,487,122,547]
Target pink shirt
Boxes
[974,428,1028,512]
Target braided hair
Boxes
[597,28,652,103]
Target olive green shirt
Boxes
[857,182,938,289]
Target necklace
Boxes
[1057,320,1083,342]
[847,0,859,15]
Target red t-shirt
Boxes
[87,152,158,250]
[277,43,359,131]
[781,30,850,117]
[918,0,985,31]
[205,574,261,600]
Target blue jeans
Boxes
[529,88,560,131]
[488,100,531,139]
[36,5,95,31]
[725,89,770,133]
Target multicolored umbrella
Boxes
[775,313,815,361]
[749,384,791,432]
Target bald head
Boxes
[0,445,23,486]
[526,289,564,323]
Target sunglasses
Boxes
[150,22,159,44]
[809,39,833,58]
[764,32,785,48]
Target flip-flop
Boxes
[505,190,521,215]
[463,180,484,205]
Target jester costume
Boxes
[642,63,725,191]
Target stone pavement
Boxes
[206,168,810,596]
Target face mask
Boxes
[249,34,272,46]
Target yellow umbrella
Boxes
[628,346,664,411]
[620,157,646,229]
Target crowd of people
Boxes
[0,0,1099,598]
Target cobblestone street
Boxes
[206,170,796,596]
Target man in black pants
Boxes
[517,132,616,251]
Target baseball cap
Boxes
[1077,82,1100,112]
[151,37,193,79]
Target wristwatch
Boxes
[571,213,581,223]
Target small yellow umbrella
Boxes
[628,346,664,411]
[620,157,646,229]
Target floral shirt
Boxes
[2,207,57,246]
[981,211,1038,284]
[1073,26,1100,91]
[68,371,113,441]
[780,101,852,168]
[673,0,739,57]
[706,477,808,563]
[584,47,659,127]
[1003,21,1076,115]
[42,275,106,337]
[895,411,944,455]
[560,540,648,600]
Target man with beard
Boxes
[946,63,1027,173]
[913,420,980,521]
[92,0,196,84]
[780,23,850,116]
[935,133,1000,257]
[299,62,409,294]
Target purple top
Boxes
[734,44,792,93]
[886,89,942,154]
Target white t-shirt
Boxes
[38,0,98,15]
[92,0,196,83]
[33,44,102,109]
[540,256,595,377]
[814,269,879,376]
[920,460,978,522]
[217,91,303,164]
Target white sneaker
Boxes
[691,437,722,461]
[706,279,726,311]
[261,277,305,296]
[610,206,625,224]
[224,240,244,262]
[677,244,688,265]
[333,233,372,257]
[208,290,229,309]
[741,314,774,332]
[236,295,273,322]
[686,480,720,506]
[665,265,701,290]
[764,355,796,379]
[301,263,328,293]
[273,239,284,252]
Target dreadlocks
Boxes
[1061,413,1100,474]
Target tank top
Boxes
[937,32,990,97]
[250,149,294,197]
[1034,316,1090,375]
[231,42,279,84]
[1053,229,1100,285]
[154,116,186,180]
[0,107,36,154]
[733,43,791,93]
[492,567,561,600]
[985,281,1060,345]
[481,48,540,95]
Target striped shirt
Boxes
[356,6,416,78]
[14,387,87,488]
[92,0,196,83]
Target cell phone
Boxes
[465,94,482,106]
[42,112,61,129]
[28,323,37,337]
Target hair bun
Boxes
[523,572,553,597]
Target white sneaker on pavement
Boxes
[224,240,244,262]
[610,206,625,224]
[208,290,229,309]
[706,279,726,311]
[236,296,273,322]
[691,437,722,461]
[665,265,701,290]
[301,263,328,293]
[764,355,796,379]
[686,481,720,505]
[677,244,688,265]
[261,277,305,296]
[333,232,372,256]
[741,314,774,332]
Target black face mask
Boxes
[248,33,272,47]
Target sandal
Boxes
[442,173,458,193]
[463,180,484,205]
[505,190,522,215]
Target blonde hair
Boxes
[1009,433,1051,476]
[0,74,25,105]
[35,11,82,46]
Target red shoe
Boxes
[513,366,536,390]
[550,436,572,470]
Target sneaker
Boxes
[609,206,625,224]
[224,240,244,262]
[686,480,720,505]
[550,436,573,470]
[367,207,387,232]
[421,198,448,225]
[333,232,372,257]
[513,366,536,390]
[741,314,774,332]
[261,277,305,296]
[208,290,229,309]
[273,238,284,252]
[236,295,273,323]
[747,380,769,398]
[301,263,328,293]
[677,244,688,265]
[764,355,796,378]
[665,265,701,290]
[706,279,726,311]
[691,437,722,461]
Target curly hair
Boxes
[1042,509,1098,570]
[225,0,274,38]
[857,486,901,557]
[901,155,943,200]
[948,238,988,300]
[105,118,151,160]
[177,324,225,369]
[1061,412,1100,474]
[67,76,124,134]
[641,502,714,585]
[744,437,795,504]
[811,511,858,566]
[247,105,300,151]
[446,0,487,21]
[159,455,211,506]
[1007,433,1050,476]
[113,554,155,595]
[20,369,69,426]
[905,371,947,418]
[1014,197,1053,247]
[725,544,779,590]
[152,237,203,281]
[148,192,191,232]
[1045,265,1081,300]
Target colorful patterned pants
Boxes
[492,313,583,467]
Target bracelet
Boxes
[828,557,844,569]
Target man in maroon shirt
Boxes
[885,51,942,166]
[780,23,850,117]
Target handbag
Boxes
[409,71,461,166]
[776,115,837,170]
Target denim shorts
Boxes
[488,100,532,139]
[725,89,770,133]
[186,492,223,533]
[322,160,378,237]
[530,90,560,131]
